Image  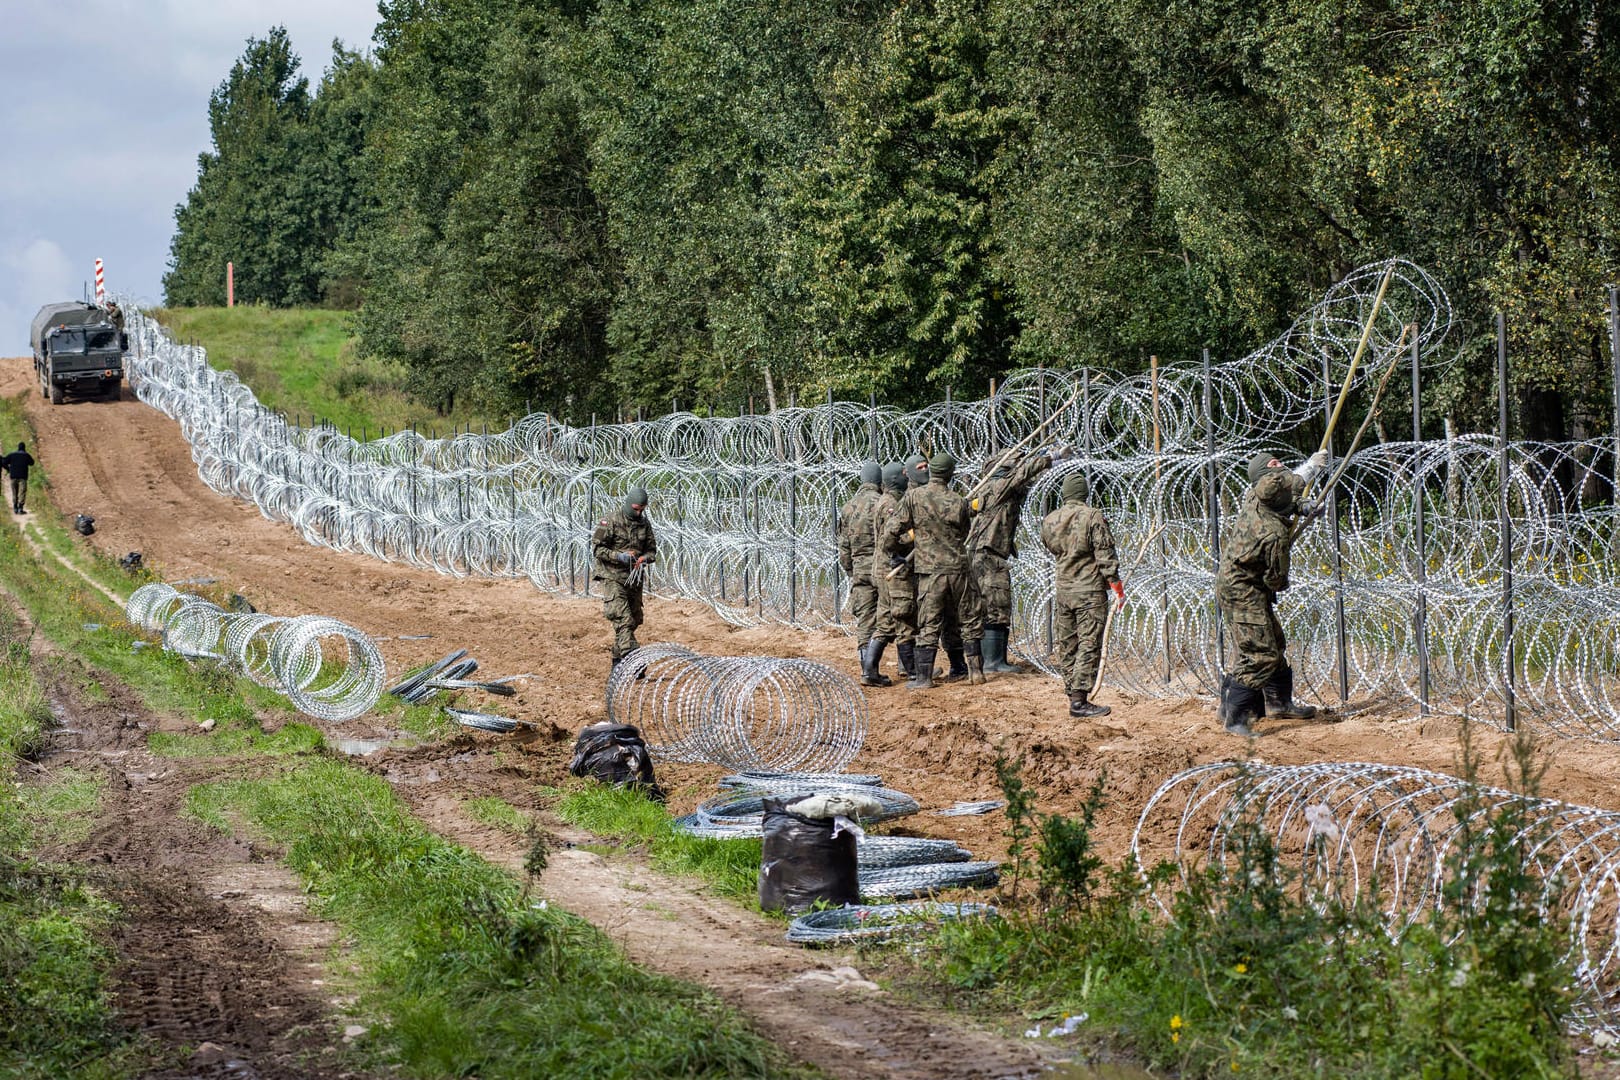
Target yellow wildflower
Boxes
[1234,962,1248,974]
[1170,1015,1183,1030]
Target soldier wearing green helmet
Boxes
[1040,471,1124,717]
[1214,449,1329,735]
[868,461,916,682]
[838,462,887,685]
[592,484,657,671]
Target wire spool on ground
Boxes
[858,862,1001,901]
[607,644,867,773]
[785,902,999,945]
[269,615,387,723]
[674,783,920,839]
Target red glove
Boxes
[1109,581,1126,609]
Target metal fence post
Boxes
[1498,312,1516,732]
[1322,353,1349,704]
[1412,330,1430,715]
[1204,348,1224,673]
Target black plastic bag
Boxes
[74,514,95,536]
[758,797,859,914]
[568,722,663,800]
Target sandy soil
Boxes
[12,354,1620,1077]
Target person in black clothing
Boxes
[4,443,34,514]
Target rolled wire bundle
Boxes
[857,836,973,869]
[120,260,1620,736]
[719,771,884,789]
[673,783,921,839]
[859,862,1002,900]
[123,586,384,722]
[607,645,868,774]
[1130,761,1620,1033]
[785,902,999,945]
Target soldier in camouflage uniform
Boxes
[1214,450,1330,735]
[898,453,970,680]
[838,462,888,686]
[1040,473,1125,717]
[881,452,984,689]
[969,446,1070,673]
[592,485,658,669]
[871,462,914,681]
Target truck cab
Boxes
[29,301,125,404]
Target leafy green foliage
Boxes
[167,2,1620,435]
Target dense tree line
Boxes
[165,1,1620,438]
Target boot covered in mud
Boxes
[980,624,1026,674]
[941,646,969,682]
[569,721,664,799]
[1218,675,1263,737]
[965,640,985,685]
[1069,691,1111,718]
[1262,665,1316,720]
[896,642,915,679]
[860,639,893,688]
[907,645,937,690]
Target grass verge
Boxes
[148,307,503,435]
[555,784,764,907]
[0,599,146,1077]
[188,759,809,1078]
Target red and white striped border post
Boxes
[94,258,105,305]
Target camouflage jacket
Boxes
[870,489,912,577]
[1039,501,1119,596]
[967,452,1051,559]
[592,508,657,583]
[1215,472,1304,609]
[882,479,970,575]
[836,483,882,572]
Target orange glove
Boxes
[1110,581,1126,609]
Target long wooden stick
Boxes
[1089,521,1167,697]
[1314,262,1398,472]
[886,382,1085,579]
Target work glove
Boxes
[888,554,908,569]
[616,551,635,566]
[1109,581,1126,609]
[1048,443,1075,462]
[1296,499,1327,521]
[635,553,656,568]
[1294,449,1331,481]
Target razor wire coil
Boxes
[1131,761,1620,1034]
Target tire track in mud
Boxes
[9,582,369,1079]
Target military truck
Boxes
[30,301,125,404]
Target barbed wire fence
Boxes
[118,258,1620,735]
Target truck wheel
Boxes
[49,384,64,405]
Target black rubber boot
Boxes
[907,645,937,690]
[1069,691,1111,718]
[965,640,985,685]
[896,642,915,679]
[981,625,1026,674]
[941,646,969,682]
[861,639,893,687]
[1220,675,1263,736]
[1263,666,1316,719]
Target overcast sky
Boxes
[0,1,382,353]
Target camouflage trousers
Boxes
[847,568,878,644]
[1055,589,1109,695]
[598,577,644,661]
[971,550,1013,626]
[1221,598,1285,690]
[874,564,916,645]
[916,571,984,649]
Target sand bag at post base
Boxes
[569,722,659,792]
[759,796,860,914]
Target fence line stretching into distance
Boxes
[118,259,1620,736]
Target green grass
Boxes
[187,760,809,1078]
[556,784,764,907]
[148,721,324,759]
[0,602,146,1077]
[464,796,533,836]
[149,307,506,436]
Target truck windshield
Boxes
[84,328,118,350]
[49,330,85,354]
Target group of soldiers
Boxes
[837,446,1121,717]
[590,443,1334,736]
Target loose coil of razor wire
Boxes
[122,258,1620,732]
[126,582,384,721]
[1131,761,1620,1035]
